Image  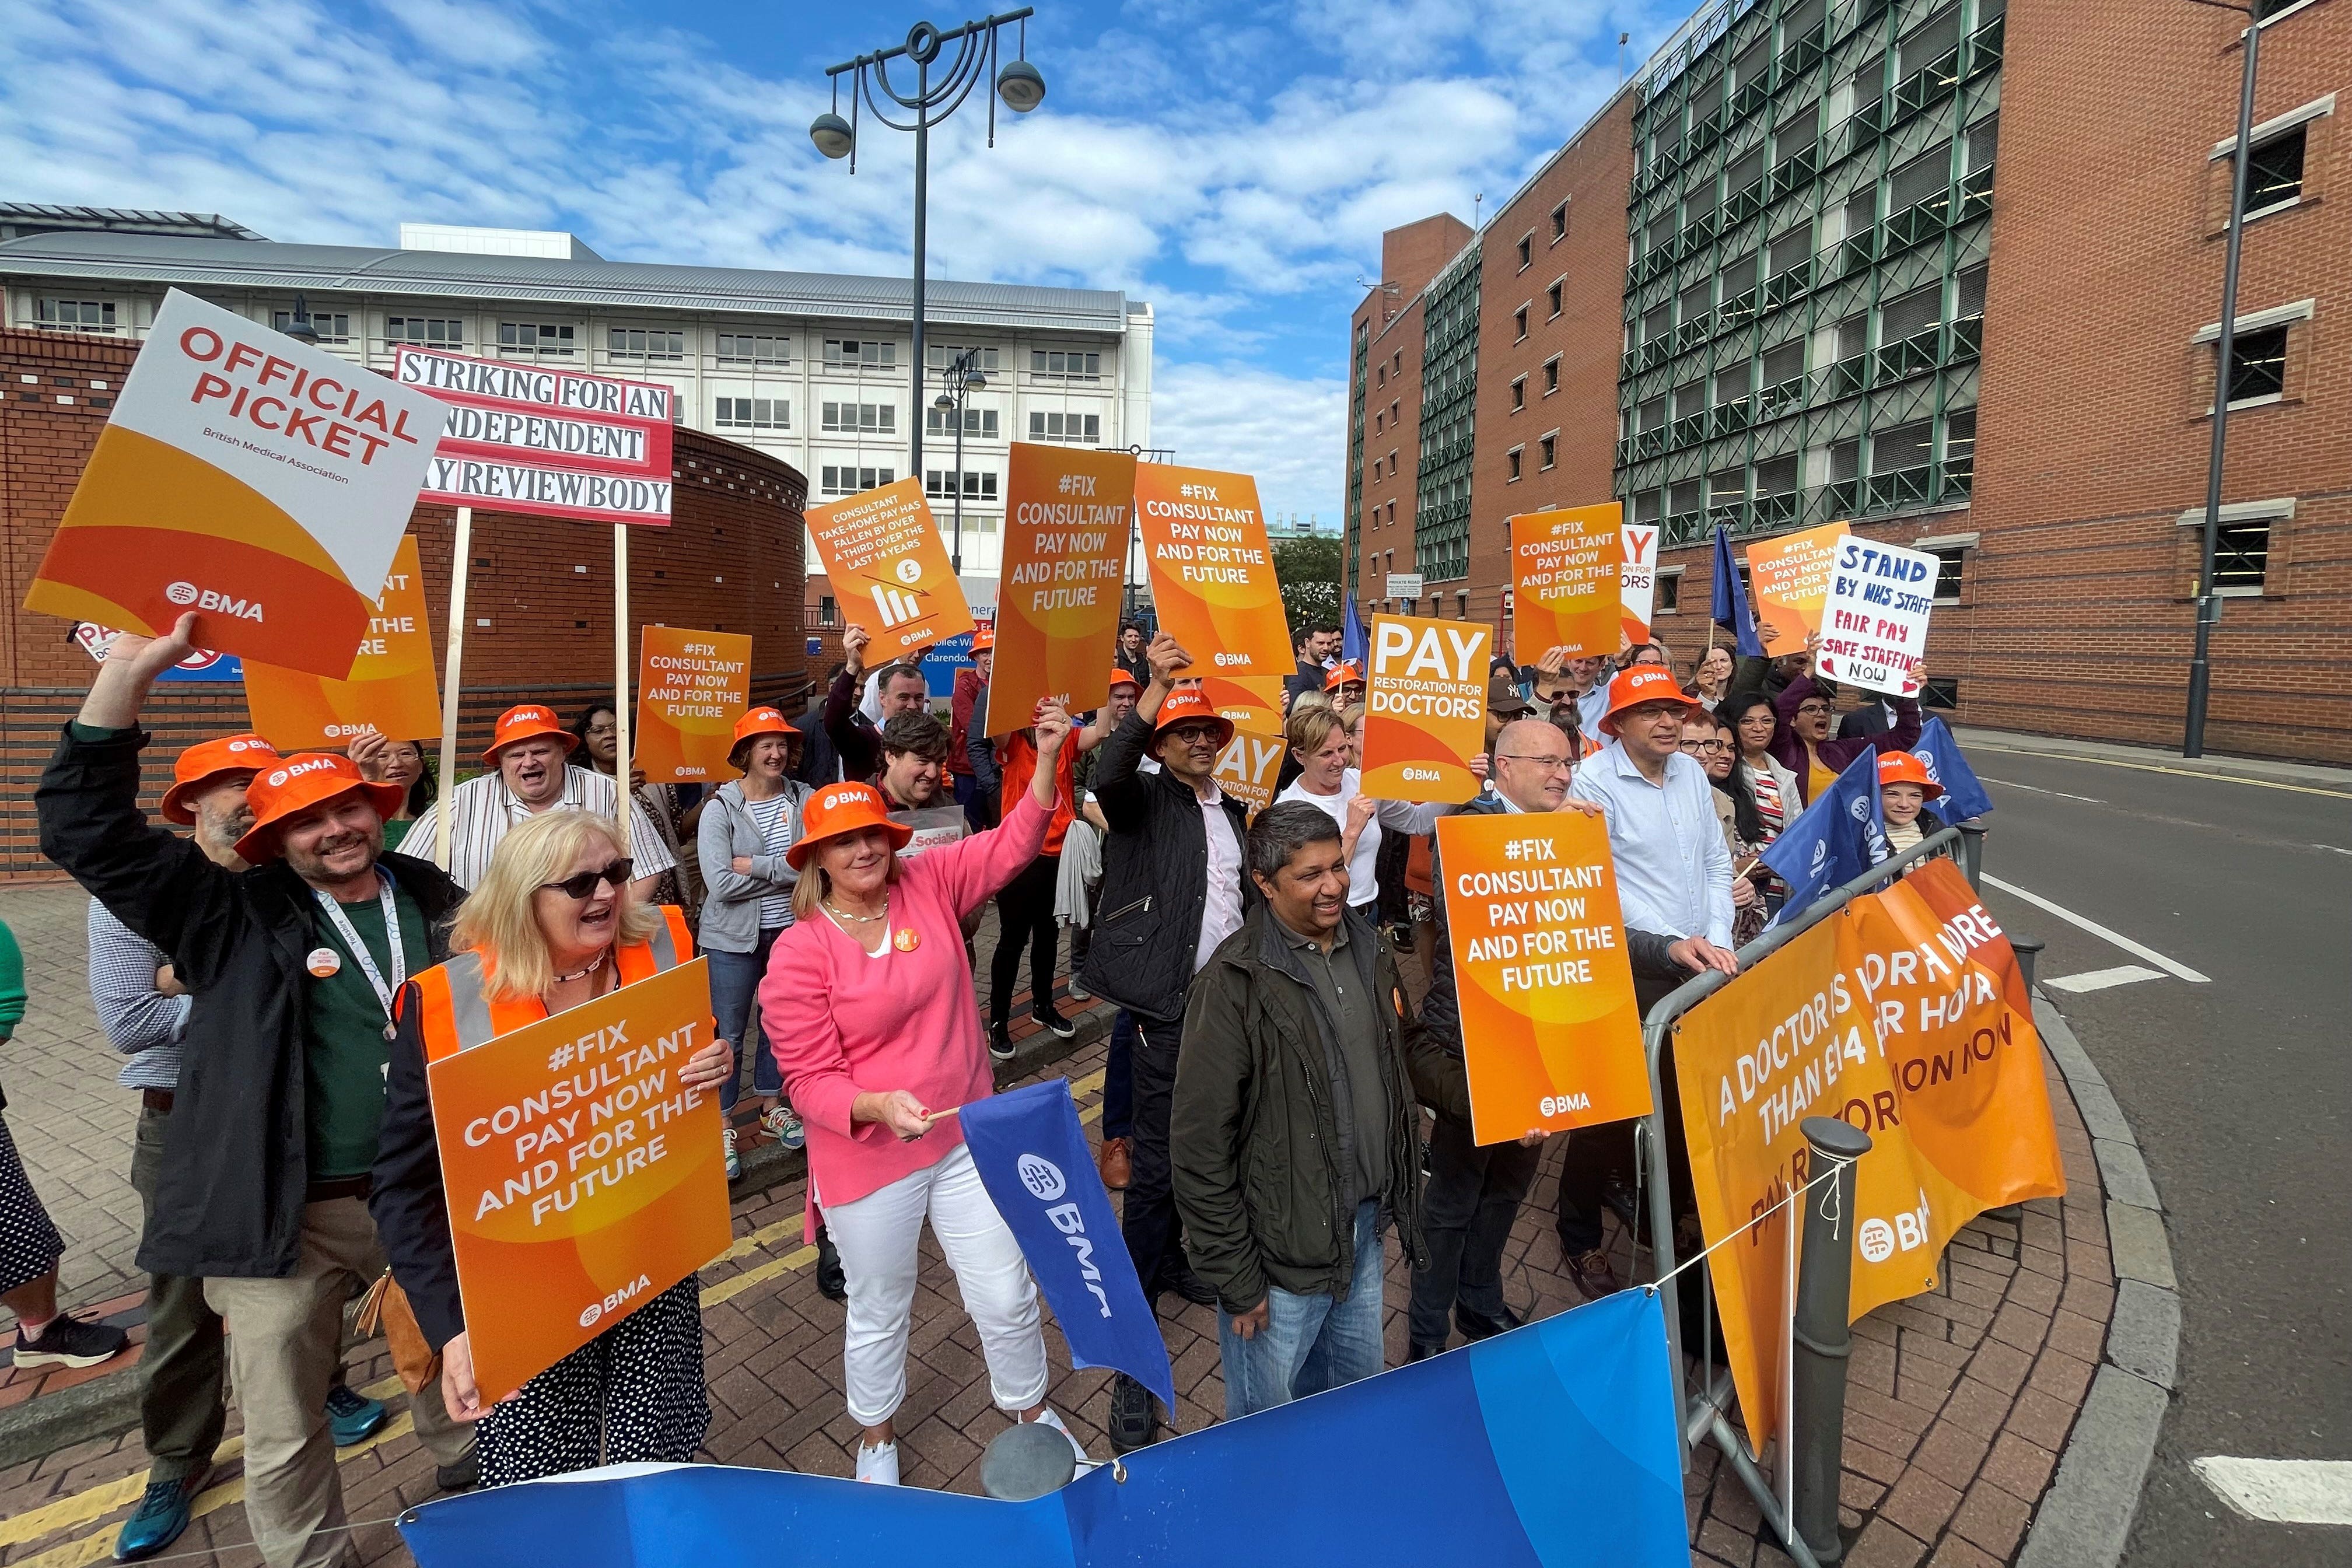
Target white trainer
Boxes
[855,1440,901,1485]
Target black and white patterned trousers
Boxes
[474,1275,709,1487]
[0,1115,64,1298]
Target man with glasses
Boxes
[1079,633,1252,1453]
[1556,666,1741,1296]
[1528,645,1612,745]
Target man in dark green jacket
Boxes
[1171,802,1468,1420]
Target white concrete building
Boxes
[0,214,1153,584]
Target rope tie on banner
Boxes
[1642,1157,1849,1297]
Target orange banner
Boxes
[242,536,440,747]
[1200,673,1286,737]
[1133,463,1290,678]
[1210,724,1286,824]
[988,444,1137,737]
[634,627,752,784]
[1360,614,1489,805]
[1672,858,2065,1448]
[1511,504,1623,659]
[1433,810,1652,1145]
[1744,520,1850,655]
[427,959,731,1402]
[806,475,975,662]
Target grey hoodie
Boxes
[695,776,810,952]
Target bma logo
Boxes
[1019,1153,1112,1318]
[1847,795,1871,822]
[1016,1153,1067,1202]
[578,1272,653,1328]
[1858,1189,1933,1265]
[1808,839,1828,874]
[163,580,265,622]
[1911,748,1942,784]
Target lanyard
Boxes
[312,870,407,1023]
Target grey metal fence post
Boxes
[1793,1116,1873,1564]
[1955,821,1987,890]
[2008,933,2044,992]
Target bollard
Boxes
[1955,821,1987,890]
[2008,934,2045,992]
[1793,1116,1873,1564]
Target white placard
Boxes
[1619,522,1658,638]
[1815,538,1936,696]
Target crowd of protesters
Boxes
[0,601,1962,1562]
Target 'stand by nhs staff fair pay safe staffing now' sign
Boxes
[24,290,442,678]
[396,348,675,524]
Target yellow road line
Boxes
[1968,743,2352,799]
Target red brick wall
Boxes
[1357,294,1429,604]
[0,327,810,876]
[1382,215,1475,304]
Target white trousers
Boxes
[824,1141,1048,1427]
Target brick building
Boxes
[0,327,809,877]
[1344,0,2349,762]
[1346,215,1466,606]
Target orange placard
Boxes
[1210,725,1286,824]
[1200,673,1286,737]
[635,627,751,784]
[1511,504,1623,659]
[1672,858,2064,1449]
[242,536,440,747]
[1744,520,1850,654]
[988,444,1138,737]
[426,958,731,1402]
[1360,614,1489,805]
[806,475,975,662]
[1133,463,1290,678]
[25,290,442,677]
[1433,810,1652,1145]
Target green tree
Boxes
[1271,534,1342,643]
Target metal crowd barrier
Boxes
[1626,821,2014,1567]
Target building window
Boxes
[1873,420,1932,474]
[1642,303,1672,343]
[2223,325,2288,404]
[1898,4,1962,81]
[2210,519,2273,593]
[2244,125,2306,214]
[499,321,575,355]
[818,596,838,626]
[1507,447,1523,481]
[1768,225,1811,277]
[388,316,464,347]
[1517,236,1532,270]
[718,332,789,365]
[1547,281,1563,318]
[926,470,999,501]
[271,309,349,342]
[1656,570,1681,614]
[1638,395,1667,432]
[609,327,684,361]
[1889,144,1952,216]
[1030,349,1102,379]
[1544,357,1560,394]
[1511,377,1527,411]
[35,298,117,332]
[1514,306,1530,341]
[927,344,1001,371]
[1945,409,1978,487]
[818,465,895,496]
[1927,547,1967,601]
[1920,676,1961,710]
[1027,410,1102,443]
[928,405,999,438]
[1539,434,1556,470]
[715,397,788,430]
[825,338,897,368]
[1550,201,1567,240]
[822,401,896,433]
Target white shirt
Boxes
[402,765,680,891]
[1276,768,1443,906]
[1571,740,1734,947]
[1575,683,1611,740]
[1196,782,1244,974]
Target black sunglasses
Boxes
[541,860,633,900]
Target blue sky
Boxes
[0,0,1692,524]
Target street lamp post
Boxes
[932,347,987,574]
[2183,0,2262,758]
[811,11,1044,499]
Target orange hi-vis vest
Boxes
[408,907,696,1065]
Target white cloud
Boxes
[1150,360,1348,526]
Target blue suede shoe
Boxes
[113,1471,204,1562]
[326,1383,387,1447]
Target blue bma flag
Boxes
[960,1080,1174,1412]
[1342,590,1368,668]
[1710,523,1766,659]
[1762,748,1889,921]
[1909,716,1994,822]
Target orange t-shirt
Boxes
[999,732,1079,855]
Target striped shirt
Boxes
[86,899,188,1091]
[747,792,796,930]
[400,766,679,891]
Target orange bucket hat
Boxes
[971,625,996,652]
[730,706,797,765]
[233,754,404,864]
[1324,660,1364,691]
[160,733,281,824]
[480,704,580,767]
[1598,665,1704,736]
[1154,682,1235,750]
[1108,667,1142,694]
[787,780,912,871]
[1876,751,1944,799]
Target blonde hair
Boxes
[1287,704,1349,758]
[450,808,662,1002]
[787,832,905,922]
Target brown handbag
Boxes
[354,1269,442,1396]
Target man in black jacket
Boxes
[1079,632,1250,1451]
[823,625,934,785]
[36,615,475,1568]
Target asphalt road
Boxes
[1957,742,2350,1565]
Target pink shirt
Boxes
[764,790,1049,1218]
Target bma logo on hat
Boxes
[265,768,291,788]
[228,738,265,753]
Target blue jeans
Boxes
[708,930,785,1114]
[1217,1200,1385,1420]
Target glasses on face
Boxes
[1165,723,1222,746]
[1625,702,1690,724]
[541,860,633,900]
[1794,703,1831,719]
[1679,737,1726,754]
[1497,753,1574,773]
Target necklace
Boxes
[822,897,887,923]
[552,952,608,983]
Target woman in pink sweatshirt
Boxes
[762,699,1088,1488]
